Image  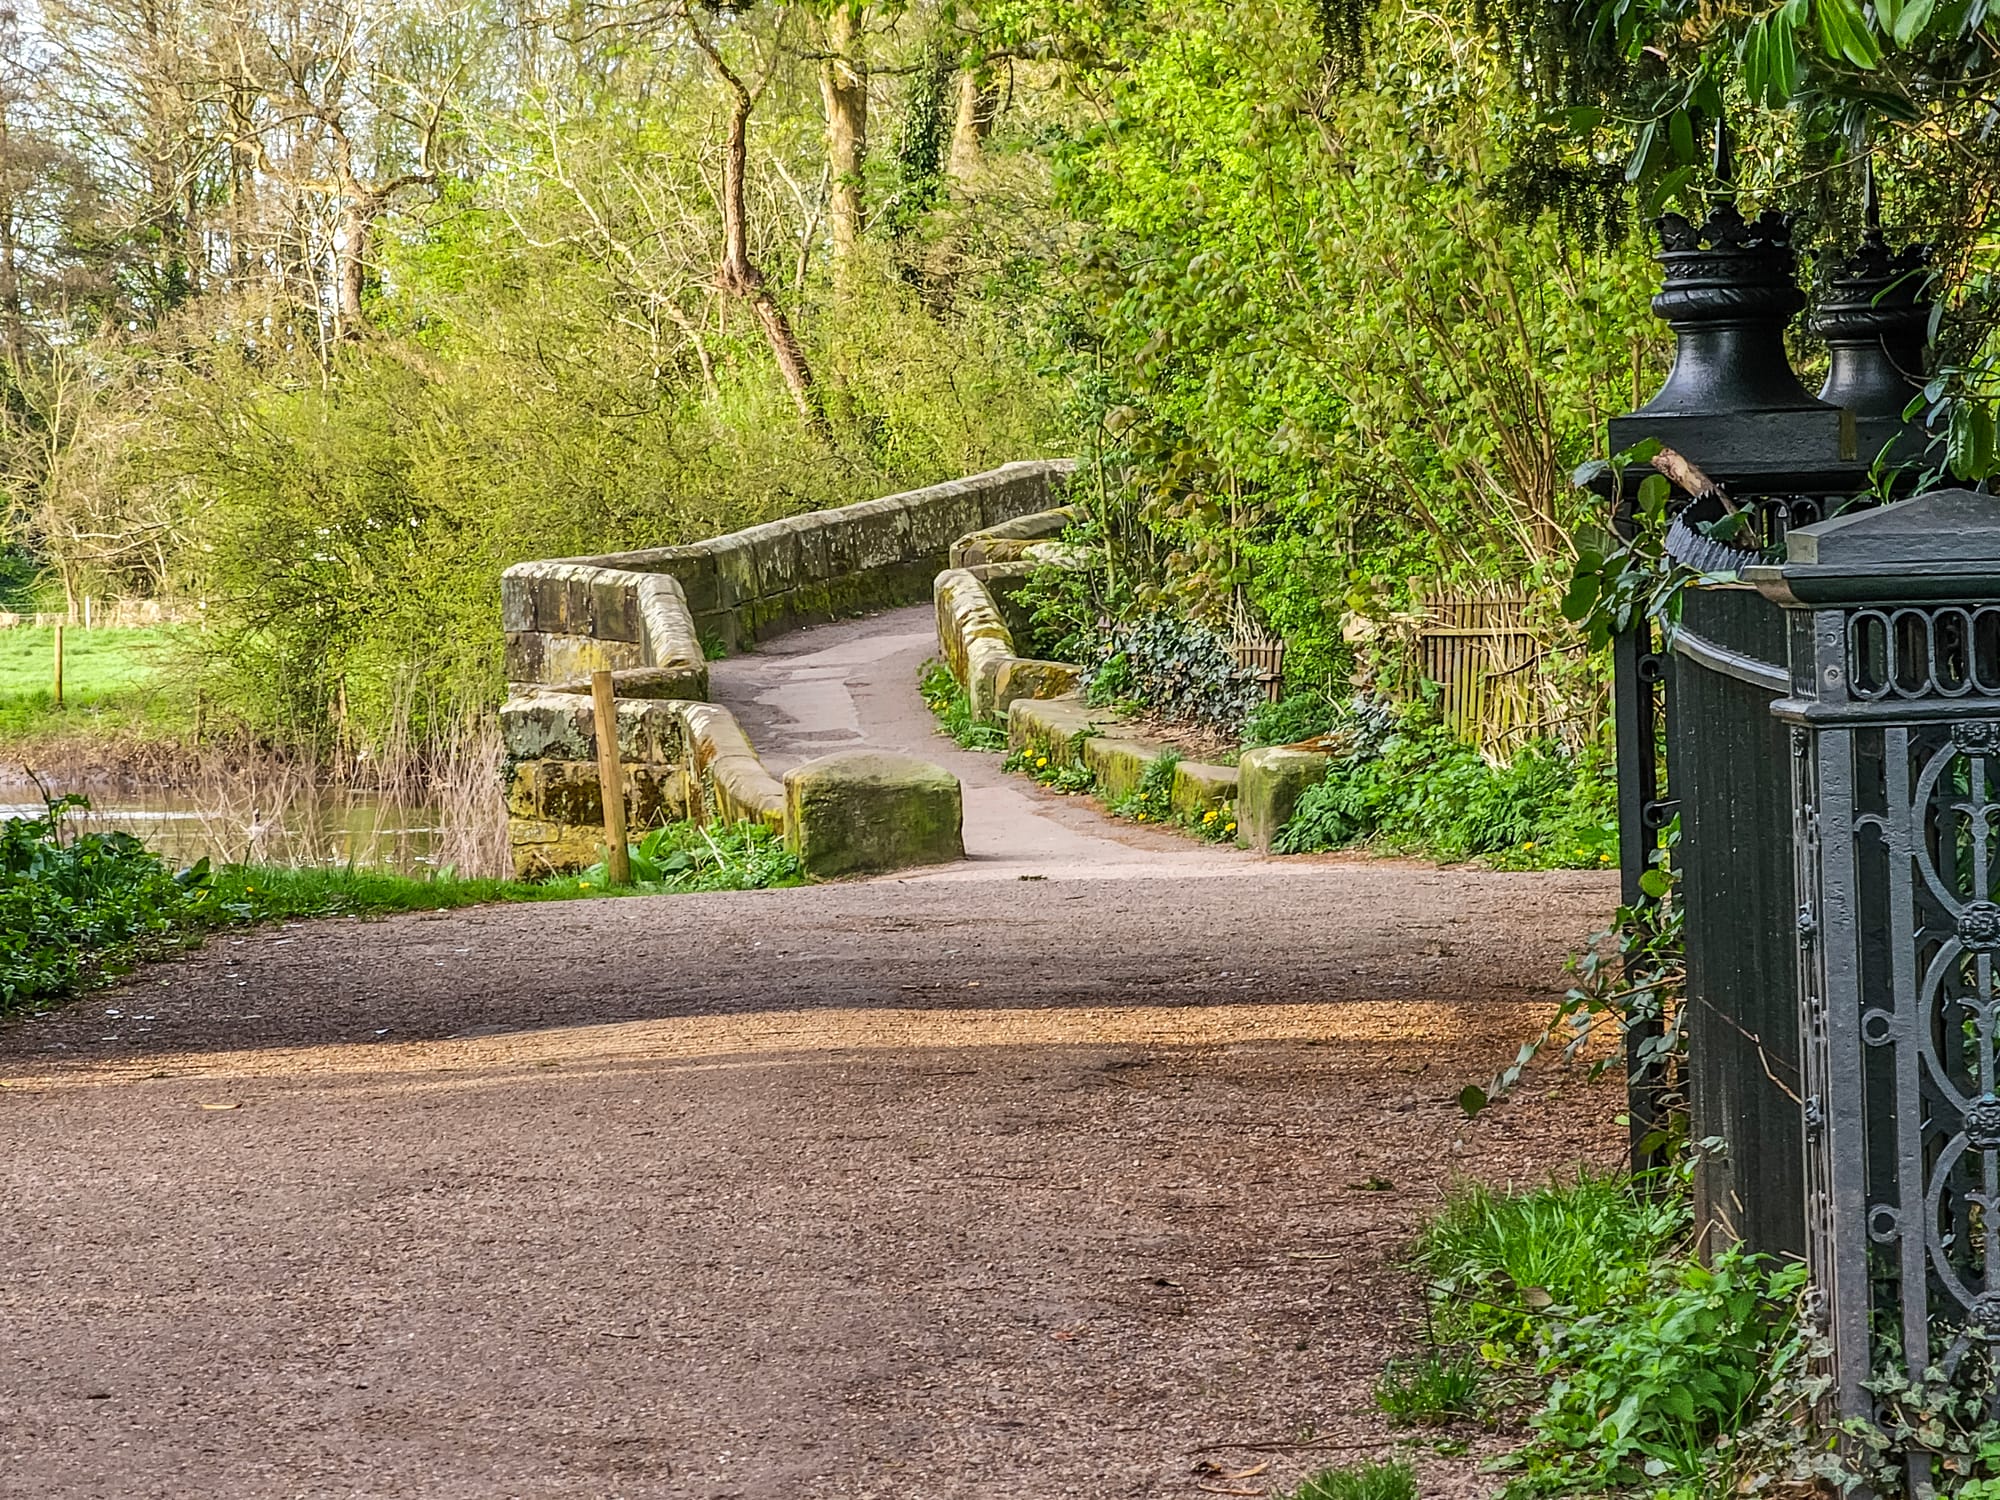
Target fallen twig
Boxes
[1187,1436,1400,1456]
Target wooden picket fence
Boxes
[1412,589,1559,758]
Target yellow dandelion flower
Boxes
[1225,822,1237,833]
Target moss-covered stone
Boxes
[1082,737,1157,802]
[783,751,963,877]
[1170,760,1238,817]
[505,759,688,828]
[1237,746,1333,851]
[1007,697,1102,763]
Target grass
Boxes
[1286,1460,1416,1500]
[1,798,802,1018]
[0,625,191,739]
[1413,1170,1686,1346]
[1373,1350,1486,1426]
[918,659,1007,751]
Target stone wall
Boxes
[505,460,1075,667]
[933,550,1083,725]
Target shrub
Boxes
[1243,690,1345,748]
[1,794,212,1014]
[1274,705,1616,869]
[1084,612,1263,735]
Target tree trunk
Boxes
[336,195,376,338]
[714,65,826,438]
[947,68,997,194]
[818,5,867,264]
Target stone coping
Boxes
[933,545,1083,724]
[505,460,1074,661]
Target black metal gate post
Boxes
[1750,492,2000,1477]
[1600,182,1933,1247]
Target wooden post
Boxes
[591,669,632,886]
[52,624,63,708]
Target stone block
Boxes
[1006,696,1100,763]
[1237,746,1333,851]
[505,759,688,827]
[992,658,1082,718]
[1171,760,1239,818]
[1082,737,1158,802]
[507,818,611,880]
[783,751,963,878]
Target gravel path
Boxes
[0,610,1622,1500]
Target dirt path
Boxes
[1,611,1623,1500]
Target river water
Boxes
[0,788,447,873]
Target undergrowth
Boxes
[1285,1460,1415,1500]
[0,796,790,1018]
[918,659,1006,752]
[1394,1171,1822,1497]
[1414,1170,1687,1346]
[1003,745,1097,794]
[1106,751,1239,841]
[1274,703,1616,870]
[576,820,806,893]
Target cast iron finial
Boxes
[1811,171,1934,421]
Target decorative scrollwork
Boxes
[1959,903,2000,952]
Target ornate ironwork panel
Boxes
[1753,491,2000,1468]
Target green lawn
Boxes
[0,626,190,739]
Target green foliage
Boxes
[1373,1351,1486,1426]
[1054,0,1656,690]
[0,545,38,611]
[0,795,582,1016]
[1243,690,1345,749]
[1851,1365,2000,1493]
[1506,1251,1810,1494]
[1086,613,1263,735]
[1082,650,1134,708]
[1,793,213,1014]
[1414,1170,1687,1348]
[918,659,1007,751]
[1003,744,1098,794]
[1284,1460,1415,1500]
[1273,705,1617,868]
[1107,749,1181,823]
[578,821,806,893]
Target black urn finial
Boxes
[1632,195,1824,419]
[1810,163,1934,422]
